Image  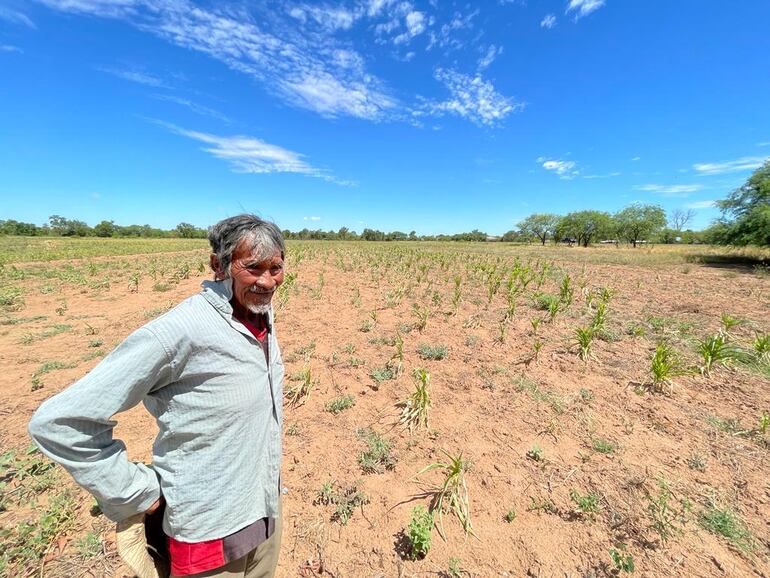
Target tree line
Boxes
[2,161,767,246]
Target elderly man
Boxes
[28,214,287,578]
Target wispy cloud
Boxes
[758,142,770,147]
[685,200,717,209]
[303,215,321,221]
[633,183,703,197]
[0,6,36,28]
[151,94,229,123]
[539,157,579,179]
[566,0,606,19]
[478,44,502,70]
[540,14,556,29]
[583,172,621,179]
[155,121,353,185]
[631,156,640,161]
[419,68,522,126]
[426,8,478,52]
[97,65,166,87]
[0,44,23,53]
[693,156,767,175]
[41,0,396,121]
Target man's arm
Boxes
[28,326,174,522]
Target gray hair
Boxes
[207,214,285,278]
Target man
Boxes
[29,214,287,578]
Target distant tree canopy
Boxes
[517,213,560,245]
[614,204,667,247]
[707,160,770,246]
[556,210,613,247]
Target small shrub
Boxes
[315,481,368,525]
[357,428,397,474]
[591,437,616,454]
[406,506,433,560]
[698,506,755,553]
[609,546,635,573]
[417,343,448,360]
[325,394,355,414]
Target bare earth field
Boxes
[1,241,769,578]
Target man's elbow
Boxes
[28,404,54,448]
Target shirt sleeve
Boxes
[28,326,174,522]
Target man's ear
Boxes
[210,253,224,279]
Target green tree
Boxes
[517,213,560,246]
[93,220,116,237]
[175,222,202,238]
[715,160,770,246]
[557,211,612,247]
[614,204,667,247]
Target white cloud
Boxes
[633,184,703,197]
[540,158,579,179]
[566,0,606,19]
[685,200,717,209]
[97,65,165,87]
[152,94,230,123]
[758,142,770,147]
[478,44,502,70]
[631,156,640,161]
[420,68,522,127]
[0,44,23,53]
[303,216,321,221]
[41,0,397,121]
[0,6,37,28]
[288,4,360,32]
[156,121,352,185]
[693,156,768,175]
[427,8,478,52]
[405,11,426,36]
[540,14,556,29]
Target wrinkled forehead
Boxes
[233,235,283,263]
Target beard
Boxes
[247,302,271,315]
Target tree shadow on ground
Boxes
[688,253,769,273]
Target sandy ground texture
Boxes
[1,243,769,577]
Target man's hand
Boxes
[145,497,164,515]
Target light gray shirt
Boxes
[28,278,285,542]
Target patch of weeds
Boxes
[143,303,172,319]
[19,324,72,345]
[348,356,365,367]
[417,343,448,361]
[33,360,76,377]
[0,315,47,326]
[705,415,746,435]
[534,293,559,311]
[152,282,170,292]
[286,424,300,436]
[359,319,374,333]
[645,478,691,543]
[514,375,564,414]
[88,339,103,348]
[369,366,394,387]
[0,286,25,312]
[686,453,707,472]
[76,530,102,558]
[356,427,396,474]
[579,388,594,402]
[82,350,105,361]
[504,509,516,523]
[569,489,600,521]
[698,505,755,554]
[406,505,433,560]
[447,557,463,578]
[315,481,368,525]
[325,394,355,415]
[0,489,75,572]
[627,322,646,337]
[294,340,316,361]
[527,496,556,514]
[368,335,395,346]
[464,335,479,347]
[609,545,635,573]
[591,437,617,455]
[526,446,544,462]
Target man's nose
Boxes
[254,270,275,288]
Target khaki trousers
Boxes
[171,506,282,578]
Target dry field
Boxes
[1,240,769,578]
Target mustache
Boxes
[247,286,276,295]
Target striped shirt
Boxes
[28,278,285,545]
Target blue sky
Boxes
[2,0,769,235]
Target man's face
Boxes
[228,240,285,315]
